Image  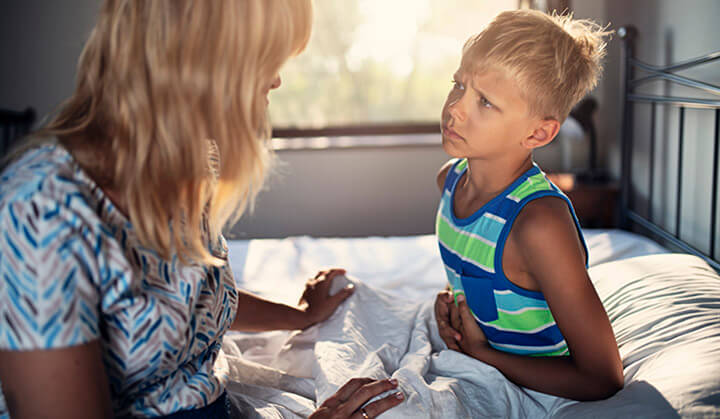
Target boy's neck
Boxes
[462,154,534,198]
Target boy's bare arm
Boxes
[454,198,624,401]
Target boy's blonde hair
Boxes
[461,9,611,121]
[33,0,312,266]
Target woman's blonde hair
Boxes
[35,0,312,265]
[461,9,611,121]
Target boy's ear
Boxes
[524,119,561,149]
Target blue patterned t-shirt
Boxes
[0,143,238,418]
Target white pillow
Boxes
[555,254,720,418]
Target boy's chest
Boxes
[452,184,495,220]
[438,202,540,292]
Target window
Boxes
[269,0,518,133]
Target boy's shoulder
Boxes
[511,195,578,254]
[506,193,588,287]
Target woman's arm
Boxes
[453,198,624,401]
[0,341,113,419]
[231,269,353,332]
[231,290,311,331]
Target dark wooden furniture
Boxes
[547,173,620,228]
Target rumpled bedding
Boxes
[218,232,719,418]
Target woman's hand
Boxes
[298,268,354,329]
[309,378,404,419]
[434,290,463,350]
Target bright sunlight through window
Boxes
[269,0,518,129]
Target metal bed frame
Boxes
[618,25,720,271]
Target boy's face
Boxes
[441,67,536,160]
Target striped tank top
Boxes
[436,158,588,357]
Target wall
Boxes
[229,143,450,238]
[0,1,100,123]
[574,0,720,255]
[0,1,452,238]
[573,0,720,172]
[9,1,717,240]
[0,1,567,238]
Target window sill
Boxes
[271,133,441,151]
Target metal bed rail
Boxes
[619,26,720,271]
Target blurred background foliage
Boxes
[269,0,517,128]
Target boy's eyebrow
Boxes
[454,70,504,113]
[472,84,503,113]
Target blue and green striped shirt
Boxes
[436,158,588,357]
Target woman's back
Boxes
[0,143,238,417]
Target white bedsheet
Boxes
[219,230,720,418]
[226,229,669,306]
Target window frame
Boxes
[272,122,440,139]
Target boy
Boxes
[433,10,623,401]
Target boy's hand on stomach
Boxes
[434,290,462,351]
[454,294,489,358]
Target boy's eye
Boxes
[479,96,493,109]
[451,80,465,91]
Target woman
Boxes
[0,1,403,418]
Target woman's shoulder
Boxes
[1,143,102,222]
[2,143,77,203]
[0,142,116,269]
[0,144,113,351]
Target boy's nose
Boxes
[448,100,466,122]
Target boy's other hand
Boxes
[434,290,463,351]
[455,294,489,357]
[298,268,354,329]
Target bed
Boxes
[216,27,720,418]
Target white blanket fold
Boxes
[220,253,720,418]
[308,277,571,418]
[219,277,573,418]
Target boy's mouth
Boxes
[442,125,465,141]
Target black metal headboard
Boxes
[618,26,720,271]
